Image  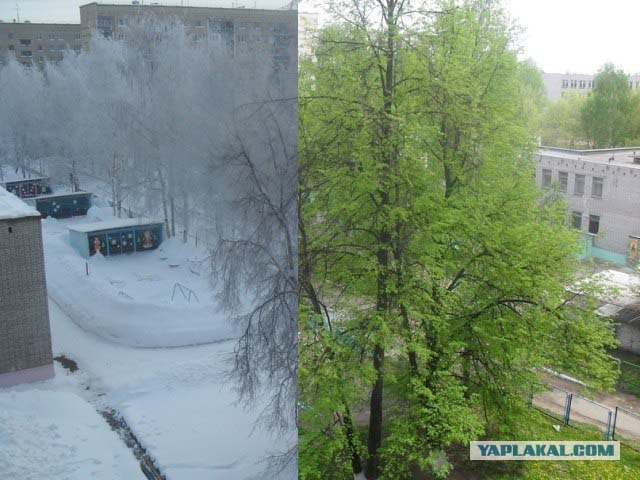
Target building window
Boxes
[541,169,552,187]
[37,45,43,51]
[21,50,32,58]
[571,79,577,88]
[35,33,42,40]
[592,176,604,198]
[19,39,31,46]
[8,44,14,51]
[572,211,582,230]
[74,44,81,52]
[574,174,585,195]
[558,171,568,192]
[75,33,81,39]
[48,33,55,40]
[562,79,568,88]
[589,215,600,234]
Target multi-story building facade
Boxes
[543,72,640,100]
[298,10,318,58]
[0,22,81,66]
[0,186,54,387]
[536,147,640,264]
[0,2,297,69]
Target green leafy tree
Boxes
[581,63,633,147]
[541,92,588,148]
[299,1,618,479]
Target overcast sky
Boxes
[4,1,640,74]
[300,0,640,75]
[0,0,288,23]
[504,0,640,75]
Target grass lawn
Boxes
[453,409,640,480]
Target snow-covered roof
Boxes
[0,186,40,220]
[30,191,93,200]
[592,269,640,307]
[0,173,49,185]
[68,218,164,233]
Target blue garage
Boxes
[24,192,92,219]
[1,177,51,198]
[68,219,164,257]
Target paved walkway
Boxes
[534,375,640,442]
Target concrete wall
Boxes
[0,216,53,379]
[537,153,640,256]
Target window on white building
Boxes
[558,171,568,192]
[542,169,552,187]
[589,215,600,234]
[572,211,582,230]
[574,174,585,195]
[592,176,603,198]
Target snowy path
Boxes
[47,298,293,480]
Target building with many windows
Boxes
[0,2,297,69]
[542,72,640,100]
[537,147,640,264]
[0,22,81,66]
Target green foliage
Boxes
[298,1,618,478]
[540,93,588,148]
[581,63,634,148]
[482,410,640,480]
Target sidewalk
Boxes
[534,375,640,442]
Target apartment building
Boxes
[543,72,640,100]
[536,147,640,264]
[0,22,81,66]
[80,3,296,67]
[298,11,318,58]
[0,2,297,69]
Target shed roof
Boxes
[31,191,93,200]
[68,218,163,233]
[0,186,40,220]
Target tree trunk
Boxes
[365,344,385,479]
[157,167,171,238]
[170,194,176,237]
[343,406,363,474]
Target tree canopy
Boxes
[298,1,618,479]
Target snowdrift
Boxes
[43,216,237,348]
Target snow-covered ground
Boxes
[0,386,143,480]
[0,197,293,479]
[0,298,292,480]
[42,208,237,347]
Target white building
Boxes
[542,72,640,100]
[536,147,640,265]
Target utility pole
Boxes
[15,2,20,23]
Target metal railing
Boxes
[533,384,640,448]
